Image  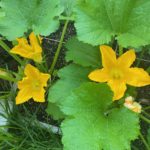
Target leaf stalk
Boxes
[139,132,150,150]
[140,114,150,124]
[49,20,69,74]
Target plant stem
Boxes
[142,111,150,118]
[59,15,75,21]
[140,114,150,124]
[136,48,146,66]
[0,40,23,65]
[49,20,69,74]
[119,45,123,56]
[139,132,150,150]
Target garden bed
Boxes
[0,1,150,150]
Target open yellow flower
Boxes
[10,32,42,63]
[16,64,50,104]
[88,45,150,100]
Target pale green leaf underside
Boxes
[61,83,140,150]
[65,37,101,68]
[0,0,63,40]
[75,0,150,48]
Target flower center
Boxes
[32,80,41,90]
[111,69,123,80]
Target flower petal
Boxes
[88,68,109,82]
[16,88,32,104]
[10,38,32,58]
[108,80,127,100]
[100,45,117,69]
[117,50,136,68]
[29,32,42,53]
[31,52,43,63]
[40,73,50,87]
[32,88,45,102]
[24,64,40,78]
[17,77,31,89]
[126,67,150,87]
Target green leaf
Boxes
[0,9,5,18]
[47,64,91,119]
[75,0,150,48]
[0,0,63,40]
[61,0,76,17]
[46,102,65,120]
[61,83,140,150]
[65,37,101,68]
[48,64,91,104]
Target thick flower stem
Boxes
[49,20,69,74]
[0,75,17,82]
[140,114,150,124]
[0,40,23,65]
[139,132,150,150]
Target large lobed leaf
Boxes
[65,37,101,68]
[61,0,76,17]
[47,38,102,119]
[0,0,63,40]
[75,0,150,48]
[48,64,91,104]
[47,64,92,119]
[46,102,65,120]
[61,83,140,150]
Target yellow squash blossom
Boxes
[124,96,142,113]
[10,32,42,63]
[16,64,50,104]
[88,45,150,100]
